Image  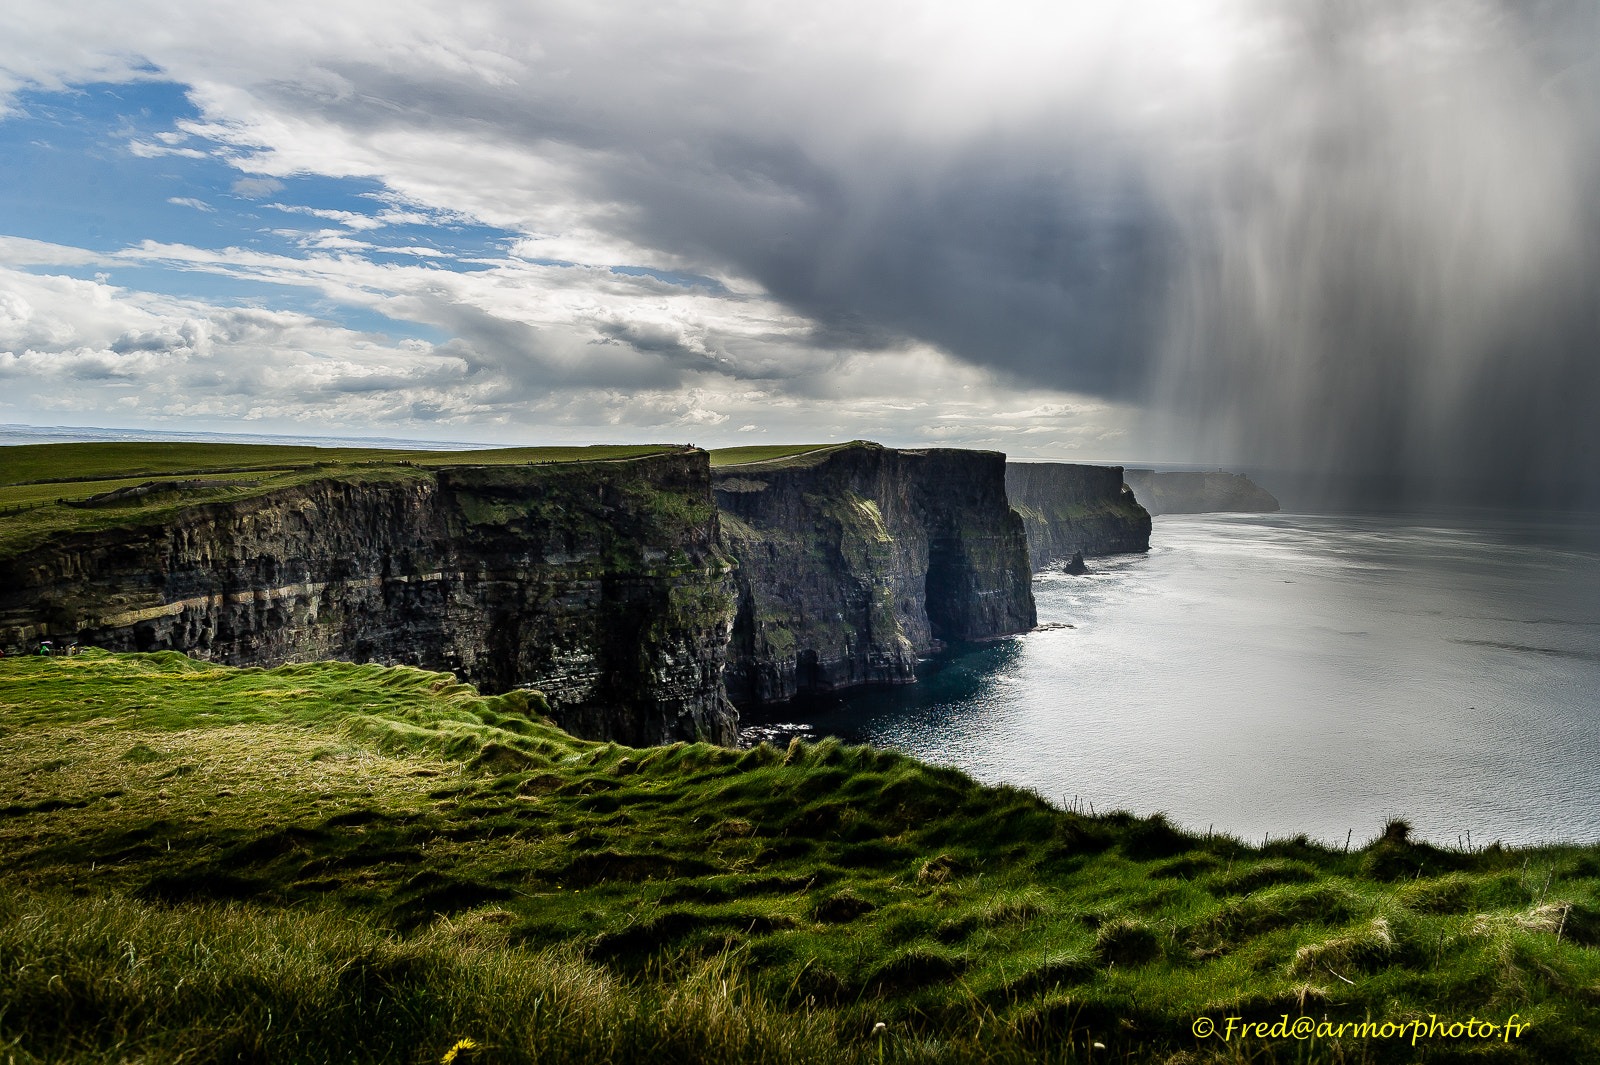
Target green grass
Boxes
[0,464,428,560]
[3,652,1599,1063]
[708,443,859,468]
[0,470,295,508]
[0,442,689,560]
[0,442,684,487]
[0,893,844,1065]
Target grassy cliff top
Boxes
[3,650,1598,1063]
[0,442,689,559]
[709,441,870,469]
[0,441,686,488]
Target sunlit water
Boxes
[742,513,1600,847]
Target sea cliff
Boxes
[1122,469,1280,515]
[1,440,1040,734]
[1004,461,1152,569]
[0,449,738,746]
[714,444,1036,709]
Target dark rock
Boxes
[0,449,738,746]
[715,443,1035,710]
[3,442,1048,742]
[1004,462,1152,569]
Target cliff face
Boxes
[714,444,1035,709]
[1122,470,1280,515]
[1004,462,1152,569]
[2,441,1051,735]
[0,452,738,746]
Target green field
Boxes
[0,441,860,555]
[708,442,857,468]
[0,469,295,508]
[0,441,683,487]
[3,651,1597,1063]
[0,442,687,560]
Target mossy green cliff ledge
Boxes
[1005,461,1152,569]
[713,443,1035,709]
[0,447,737,746]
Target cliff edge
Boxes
[1004,462,1152,570]
[714,443,1035,709]
[3,440,1048,735]
[0,449,738,746]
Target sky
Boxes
[1,2,1598,501]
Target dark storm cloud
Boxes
[608,133,1173,398]
[1153,2,1600,506]
[6,1,1600,495]
[233,2,1600,505]
[240,52,1175,400]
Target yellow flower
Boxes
[441,1037,480,1064]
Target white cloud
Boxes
[129,140,208,158]
[231,176,284,198]
[265,203,385,230]
[5,0,1571,477]
[0,265,487,427]
[167,196,214,212]
[0,235,102,266]
[0,1,1246,426]
[300,231,373,251]
[0,242,1132,451]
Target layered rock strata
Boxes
[1004,462,1152,569]
[1122,469,1280,515]
[0,451,738,746]
[714,444,1036,709]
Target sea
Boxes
[12,425,1598,847]
[743,512,1600,848]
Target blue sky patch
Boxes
[0,80,518,344]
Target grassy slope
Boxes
[3,653,1598,1063]
[0,442,684,560]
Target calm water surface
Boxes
[745,513,1600,847]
